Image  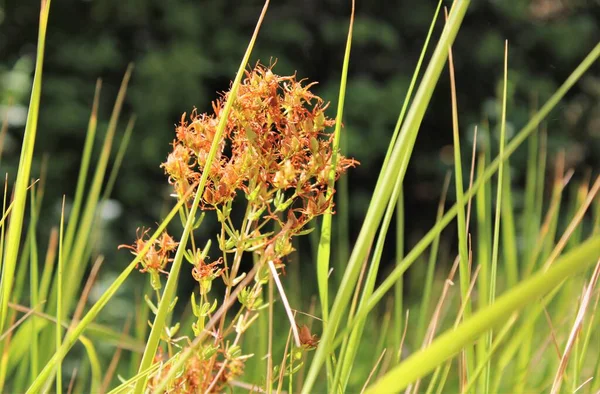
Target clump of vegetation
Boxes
[2,1,600,394]
[120,64,356,392]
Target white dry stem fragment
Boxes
[550,259,600,394]
[268,259,302,348]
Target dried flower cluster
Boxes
[162,64,357,264]
[122,64,356,392]
[147,349,244,393]
[119,228,178,288]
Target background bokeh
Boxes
[1,0,599,337]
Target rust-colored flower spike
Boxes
[162,63,357,205]
[161,63,358,266]
[118,228,179,288]
[147,347,245,393]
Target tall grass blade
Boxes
[485,40,509,392]
[302,2,471,390]
[0,0,51,339]
[445,12,473,383]
[62,79,102,256]
[56,197,66,394]
[317,0,354,328]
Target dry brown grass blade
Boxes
[361,348,387,394]
[465,126,478,235]
[276,319,294,393]
[525,152,571,275]
[0,302,44,341]
[542,307,563,360]
[550,259,600,394]
[423,256,460,348]
[268,260,301,347]
[408,256,460,394]
[66,367,78,394]
[295,295,317,393]
[99,316,132,394]
[70,256,104,330]
[397,309,410,362]
[544,176,600,270]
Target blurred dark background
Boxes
[1,0,599,302]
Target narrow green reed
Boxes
[317,0,354,327]
[393,187,404,364]
[331,41,600,352]
[28,186,40,383]
[501,165,518,287]
[531,129,548,267]
[375,0,444,187]
[475,151,491,392]
[336,134,351,281]
[78,336,101,393]
[524,142,560,277]
[522,98,539,267]
[0,0,51,346]
[463,313,518,393]
[62,78,102,257]
[446,21,473,382]
[102,116,135,201]
[334,157,404,391]
[133,2,271,393]
[302,2,471,391]
[416,173,450,343]
[56,197,65,394]
[485,40,509,393]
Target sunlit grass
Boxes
[1,0,599,393]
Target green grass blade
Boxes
[28,186,40,382]
[501,164,518,287]
[485,40,509,392]
[62,78,102,257]
[317,0,354,328]
[416,173,450,343]
[376,0,444,185]
[55,196,65,394]
[393,186,404,364]
[301,3,471,391]
[0,0,51,338]
[79,336,102,393]
[335,167,403,391]
[446,20,473,383]
[365,235,600,393]
[102,115,136,201]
